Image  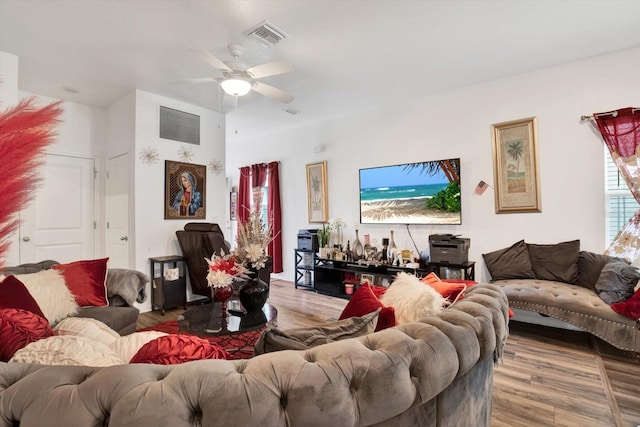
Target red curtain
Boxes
[594,107,640,263]
[237,162,283,273]
[238,166,251,224]
[267,161,283,273]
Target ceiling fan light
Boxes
[220,78,252,96]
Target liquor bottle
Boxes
[353,230,364,260]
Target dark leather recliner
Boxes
[176,223,274,298]
[176,223,231,297]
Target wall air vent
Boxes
[159,106,200,145]
[246,21,288,48]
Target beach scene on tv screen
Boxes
[360,159,461,225]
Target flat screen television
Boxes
[359,158,461,225]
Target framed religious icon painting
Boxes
[165,160,206,219]
[306,161,329,223]
[491,117,541,213]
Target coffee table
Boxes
[177,300,277,359]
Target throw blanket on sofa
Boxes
[106,269,149,306]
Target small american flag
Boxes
[475,180,489,195]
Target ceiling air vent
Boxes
[246,21,288,48]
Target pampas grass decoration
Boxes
[0,98,63,269]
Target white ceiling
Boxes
[2,0,640,139]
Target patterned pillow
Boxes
[0,308,53,362]
[0,275,46,317]
[53,258,109,307]
[15,269,78,324]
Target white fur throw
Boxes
[380,272,446,324]
[15,270,78,324]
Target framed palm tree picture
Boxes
[306,161,329,223]
[491,117,541,213]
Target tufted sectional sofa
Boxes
[0,284,509,427]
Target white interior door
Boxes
[19,154,95,263]
[106,153,130,268]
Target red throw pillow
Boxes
[339,284,396,331]
[53,258,109,307]
[611,288,640,320]
[0,308,53,361]
[130,334,230,364]
[421,273,473,302]
[0,275,46,318]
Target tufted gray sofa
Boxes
[494,279,639,353]
[0,284,508,427]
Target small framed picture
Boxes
[306,161,329,223]
[360,273,374,285]
[491,117,541,213]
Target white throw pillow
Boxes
[15,270,78,324]
[380,272,446,324]
[109,331,168,362]
[53,317,120,346]
[9,335,123,366]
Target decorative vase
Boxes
[239,276,268,312]
[388,229,398,263]
[353,230,364,260]
[319,246,330,258]
[212,284,234,317]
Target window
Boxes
[249,174,270,227]
[605,148,639,243]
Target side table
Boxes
[150,255,187,315]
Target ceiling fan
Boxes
[187,44,294,104]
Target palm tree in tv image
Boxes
[506,139,526,193]
[404,159,460,214]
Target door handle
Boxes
[120,236,128,241]
[22,236,30,242]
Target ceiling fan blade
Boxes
[252,81,295,104]
[191,48,231,72]
[246,60,294,79]
[253,82,294,104]
[168,77,219,85]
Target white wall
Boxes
[0,51,20,266]
[227,46,640,283]
[132,90,226,310]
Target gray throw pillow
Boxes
[595,260,640,304]
[482,240,535,281]
[527,240,580,283]
[254,308,380,355]
[577,251,629,290]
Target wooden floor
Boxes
[138,279,640,427]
